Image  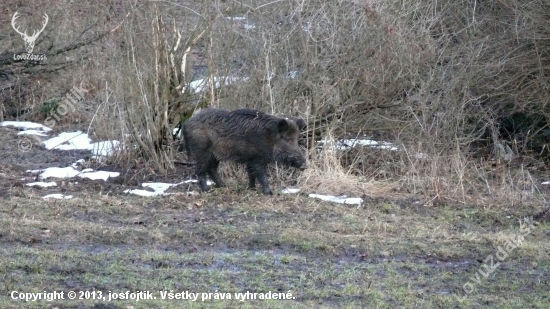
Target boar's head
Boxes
[272,117,307,170]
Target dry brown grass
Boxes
[297,134,399,198]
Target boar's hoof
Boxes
[262,188,273,195]
[198,179,210,192]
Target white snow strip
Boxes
[542,181,550,185]
[282,188,300,194]
[1,121,52,132]
[43,194,73,199]
[124,189,161,197]
[183,76,249,94]
[27,166,119,181]
[339,139,399,151]
[17,130,49,136]
[308,194,363,205]
[26,182,57,188]
[226,16,247,20]
[243,23,256,30]
[78,170,120,181]
[182,179,215,186]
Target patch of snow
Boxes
[143,182,175,192]
[43,131,119,158]
[1,121,52,132]
[183,76,249,94]
[91,140,120,157]
[125,179,215,197]
[78,170,120,181]
[125,182,178,197]
[288,71,298,79]
[173,126,182,138]
[26,182,57,188]
[39,167,81,179]
[317,138,429,159]
[282,188,300,194]
[71,159,86,169]
[542,181,550,185]
[413,152,430,159]
[43,131,92,150]
[43,194,73,199]
[225,16,255,29]
[308,193,363,205]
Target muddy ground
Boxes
[1,125,550,309]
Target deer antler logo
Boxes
[11,11,49,54]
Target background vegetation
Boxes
[1,0,549,201]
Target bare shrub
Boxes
[92,2,214,172]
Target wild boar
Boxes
[183,108,307,195]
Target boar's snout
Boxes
[288,155,307,170]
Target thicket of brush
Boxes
[1,0,548,204]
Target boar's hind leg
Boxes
[195,154,224,192]
[195,164,209,192]
[246,162,257,189]
[207,159,225,188]
[246,162,272,195]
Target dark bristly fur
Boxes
[183,108,307,195]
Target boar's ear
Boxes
[277,119,291,134]
[295,118,307,131]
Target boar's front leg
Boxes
[257,168,273,195]
[246,162,272,195]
